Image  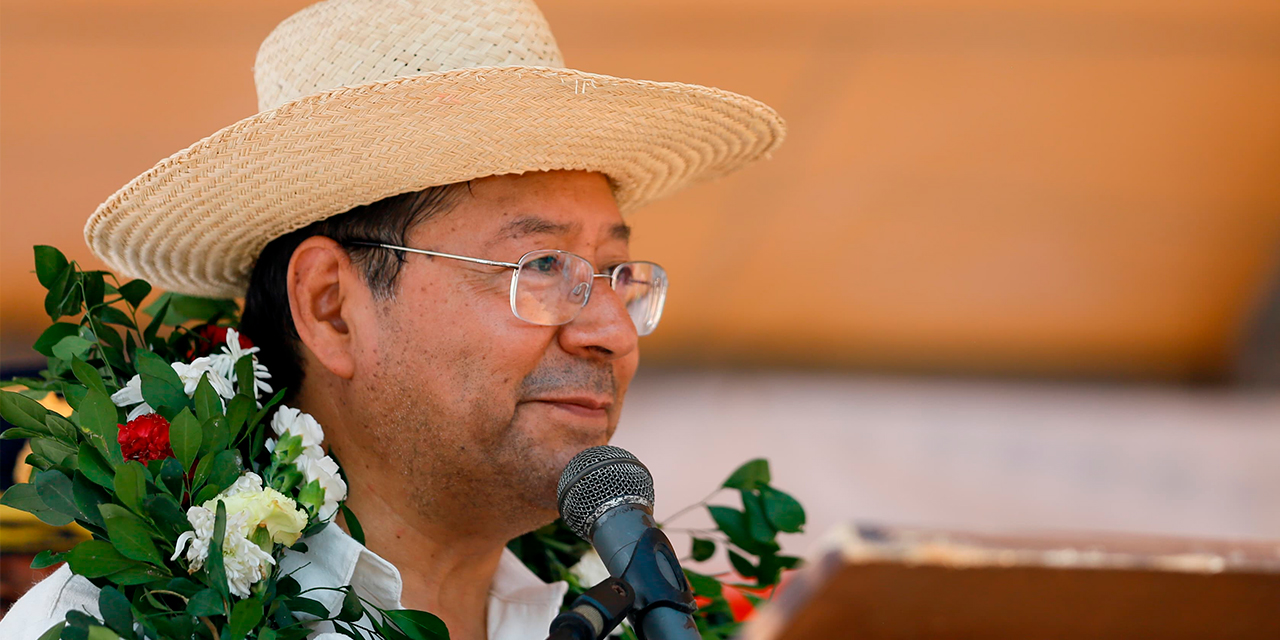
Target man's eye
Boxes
[529,255,561,273]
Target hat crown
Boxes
[254,0,565,111]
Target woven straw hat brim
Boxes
[84,65,785,299]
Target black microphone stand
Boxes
[548,577,635,640]
[548,529,701,640]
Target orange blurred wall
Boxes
[3,0,1279,379]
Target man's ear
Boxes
[287,236,361,380]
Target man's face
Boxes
[341,170,640,534]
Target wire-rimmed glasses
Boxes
[345,241,668,336]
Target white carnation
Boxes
[270,406,326,451]
[301,454,348,521]
[110,376,153,421]
[207,328,272,400]
[172,357,237,400]
[112,358,237,421]
[569,548,612,588]
[171,504,275,599]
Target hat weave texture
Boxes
[84,0,786,298]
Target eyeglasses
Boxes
[345,241,668,336]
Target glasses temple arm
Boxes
[345,241,520,269]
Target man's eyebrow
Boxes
[495,216,632,243]
[497,216,576,239]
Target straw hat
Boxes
[82,0,786,299]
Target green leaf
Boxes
[205,449,241,494]
[691,537,716,562]
[337,588,364,622]
[33,323,81,357]
[142,296,169,348]
[79,388,120,439]
[35,621,66,640]
[118,280,152,307]
[30,437,76,467]
[297,479,325,514]
[760,486,806,533]
[51,336,95,363]
[0,483,72,525]
[113,460,147,513]
[43,264,74,321]
[723,459,771,491]
[98,586,134,637]
[146,293,240,326]
[709,505,777,556]
[95,306,136,329]
[98,503,164,565]
[72,472,110,528]
[190,452,215,490]
[684,569,724,598]
[65,539,142,578]
[740,490,776,544]
[83,271,106,309]
[340,503,365,545]
[193,374,223,423]
[77,444,115,488]
[134,350,189,417]
[70,358,109,396]
[42,412,78,441]
[31,549,66,569]
[728,549,757,580]
[225,395,254,443]
[34,245,69,289]
[235,355,255,400]
[0,389,53,432]
[208,500,229,602]
[33,469,82,520]
[143,493,190,542]
[187,588,226,617]
[104,563,169,586]
[198,416,229,458]
[384,609,449,640]
[168,408,200,471]
[87,625,123,640]
[286,596,331,619]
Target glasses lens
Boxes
[612,262,668,336]
[513,250,595,325]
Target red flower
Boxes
[117,413,175,463]
[185,324,254,360]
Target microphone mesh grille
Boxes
[557,445,655,539]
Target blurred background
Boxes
[2,0,1279,614]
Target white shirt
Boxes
[0,524,568,639]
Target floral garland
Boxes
[1,246,806,640]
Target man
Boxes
[3,0,783,638]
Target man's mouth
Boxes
[525,395,612,419]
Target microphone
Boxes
[557,446,700,640]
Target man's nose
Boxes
[557,277,639,360]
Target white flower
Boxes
[270,406,326,452]
[110,376,154,421]
[112,358,237,420]
[172,357,237,400]
[208,329,272,400]
[171,504,275,599]
[301,454,348,521]
[170,472,311,598]
[569,548,612,587]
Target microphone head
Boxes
[557,445,655,540]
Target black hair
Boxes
[239,183,471,398]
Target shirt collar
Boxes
[280,523,568,628]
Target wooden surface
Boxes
[744,524,1280,639]
[3,0,1280,378]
